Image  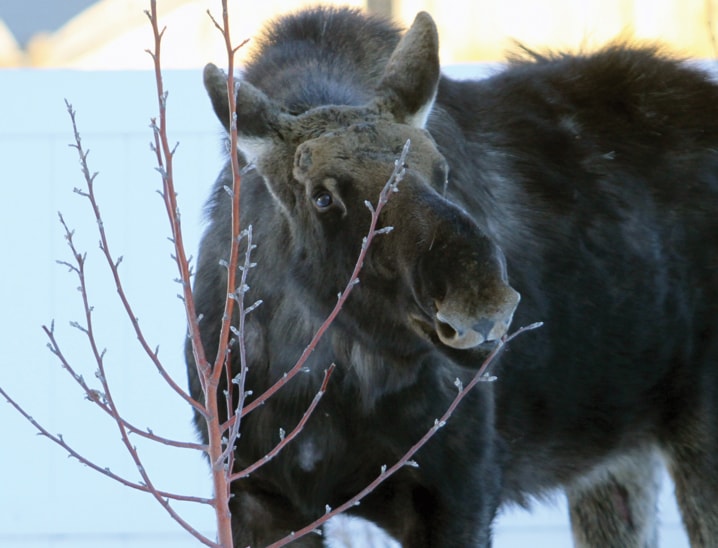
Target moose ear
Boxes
[203,63,232,130]
[203,63,287,163]
[375,12,440,128]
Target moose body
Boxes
[188,7,718,546]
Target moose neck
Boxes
[241,7,401,112]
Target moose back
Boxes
[187,6,718,546]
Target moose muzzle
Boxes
[434,285,521,349]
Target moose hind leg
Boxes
[663,410,718,547]
[566,447,662,548]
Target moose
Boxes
[187,6,718,546]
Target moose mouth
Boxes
[409,313,499,352]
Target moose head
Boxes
[203,13,520,360]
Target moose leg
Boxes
[663,408,718,547]
[566,446,662,548]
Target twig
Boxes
[229,365,335,481]
[0,385,212,507]
[203,4,247,389]
[198,2,251,546]
[43,311,205,452]
[65,99,203,416]
[268,322,543,547]
[62,103,219,544]
[218,227,260,469]
[236,140,411,419]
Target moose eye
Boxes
[313,190,333,210]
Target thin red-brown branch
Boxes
[65,100,203,417]
[217,227,259,471]
[268,322,543,547]
[235,140,410,420]
[145,2,232,544]
[0,385,213,506]
[199,2,251,545]
[229,364,335,481]
[203,6,244,388]
[43,303,205,452]
[65,98,220,546]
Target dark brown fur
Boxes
[189,7,718,546]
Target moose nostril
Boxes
[436,319,460,341]
[472,318,495,339]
